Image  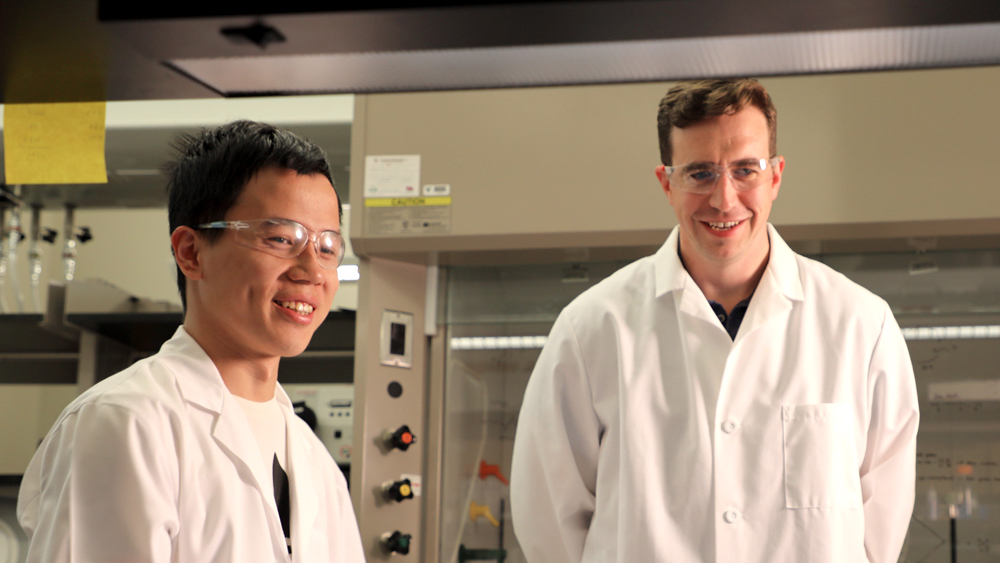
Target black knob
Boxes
[381,479,414,503]
[383,425,417,452]
[75,227,92,243]
[41,228,57,243]
[380,531,412,555]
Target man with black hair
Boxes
[17,121,364,562]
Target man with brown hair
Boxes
[511,79,919,563]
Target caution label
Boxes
[364,196,451,235]
[365,196,452,208]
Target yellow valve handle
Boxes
[469,501,500,527]
[399,483,412,497]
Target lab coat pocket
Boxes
[782,403,862,509]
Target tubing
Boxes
[0,206,8,313]
[6,194,25,313]
[29,205,44,312]
[62,205,77,282]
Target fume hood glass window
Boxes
[440,261,629,563]
[439,247,1000,563]
[816,248,1000,317]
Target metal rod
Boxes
[950,516,956,563]
[949,504,957,563]
[498,497,505,553]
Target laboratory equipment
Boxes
[5,187,25,313]
[282,383,355,467]
[0,193,11,314]
[60,205,92,282]
[28,205,58,313]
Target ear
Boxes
[171,226,204,282]
[769,157,785,202]
[655,165,673,199]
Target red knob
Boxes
[479,460,509,485]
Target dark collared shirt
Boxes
[708,297,751,340]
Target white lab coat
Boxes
[511,225,919,563]
[17,327,365,563]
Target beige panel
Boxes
[765,67,1000,225]
[351,257,427,560]
[351,66,1000,262]
[350,83,673,247]
[0,385,76,474]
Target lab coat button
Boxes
[721,420,737,434]
[723,510,740,523]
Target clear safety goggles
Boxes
[664,157,781,194]
[197,218,345,269]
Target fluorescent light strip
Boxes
[451,326,1000,348]
[901,325,1000,341]
[450,336,548,350]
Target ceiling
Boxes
[4,0,1000,102]
[3,0,1000,208]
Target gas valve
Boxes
[380,530,412,555]
[382,425,417,452]
[382,478,414,503]
[75,227,92,244]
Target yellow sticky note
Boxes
[4,102,108,185]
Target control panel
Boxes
[283,383,354,465]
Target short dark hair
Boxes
[165,120,340,310]
[657,78,777,165]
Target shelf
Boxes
[0,310,357,385]
[0,314,78,354]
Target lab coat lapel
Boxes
[211,397,274,499]
[166,327,271,496]
[159,327,295,560]
[735,225,804,342]
[654,227,726,326]
[280,387,319,562]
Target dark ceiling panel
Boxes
[3,0,1000,102]
[96,0,597,20]
[100,0,1000,60]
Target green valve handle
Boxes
[381,530,412,555]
